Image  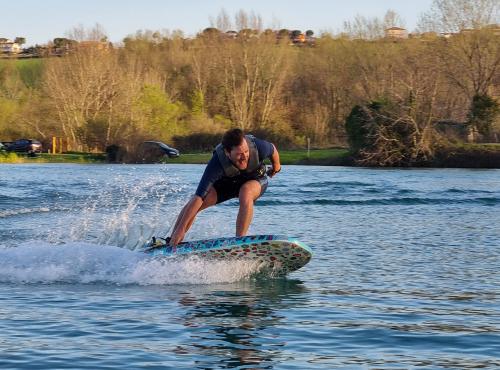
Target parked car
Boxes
[5,139,42,155]
[138,141,180,163]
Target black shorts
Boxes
[213,176,268,204]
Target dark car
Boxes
[6,139,42,155]
[138,141,180,163]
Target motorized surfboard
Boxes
[142,235,312,275]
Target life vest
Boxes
[215,135,262,177]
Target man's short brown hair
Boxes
[221,128,245,151]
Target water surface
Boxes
[1,164,499,369]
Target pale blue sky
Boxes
[2,0,434,46]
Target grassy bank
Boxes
[3,145,499,168]
[0,149,349,165]
[1,148,350,165]
[278,148,352,165]
[168,148,351,165]
[0,152,105,164]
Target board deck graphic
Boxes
[142,235,312,275]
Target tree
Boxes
[0,96,19,138]
[14,37,26,46]
[346,100,435,166]
[290,37,358,144]
[383,10,406,29]
[215,8,232,32]
[43,47,124,150]
[343,10,406,40]
[234,9,262,31]
[343,14,385,39]
[345,104,373,153]
[133,84,186,141]
[343,10,404,40]
[66,23,108,41]
[468,94,500,136]
[417,0,500,33]
[437,29,500,98]
[219,34,290,130]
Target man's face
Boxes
[227,139,249,170]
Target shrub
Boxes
[468,94,500,138]
[173,132,222,152]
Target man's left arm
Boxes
[254,137,281,177]
[267,144,281,177]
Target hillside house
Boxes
[76,40,110,51]
[0,39,21,53]
[385,27,408,39]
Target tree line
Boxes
[0,0,499,165]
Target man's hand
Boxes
[168,195,203,246]
[266,165,281,178]
[169,231,184,246]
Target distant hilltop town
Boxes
[1,24,499,58]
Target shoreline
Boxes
[1,146,500,168]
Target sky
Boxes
[1,0,435,46]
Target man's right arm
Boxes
[169,195,203,246]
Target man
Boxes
[168,128,281,246]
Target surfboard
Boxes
[142,235,312,275]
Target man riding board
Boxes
[168,128,281,246]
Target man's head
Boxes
[222,128,249,170]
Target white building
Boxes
[385,27,408,39]
[0,39,21,54]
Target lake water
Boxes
[1,164,499,369]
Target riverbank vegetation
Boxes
[1,0,499,167]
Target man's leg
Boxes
[170,187,218,241]
[236,180,262,236]
[184,187,218,231]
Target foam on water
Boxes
[0,242,263,285]
[0,207,52,217]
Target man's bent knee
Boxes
[239,180,262,203]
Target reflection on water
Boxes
[176,279,307,369]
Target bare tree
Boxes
[234,9,249,31]
[343,14,385,39]
[384,9,406,29]
[417,0,500,33]
[219,36,290,130]
[231,9,263,32]
[343,9,406,40]
[43,47,125,150]
[216,9,232,32]
[438,29,500,98]
[66,23,108,42]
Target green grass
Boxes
[277,148,350,165]
[0,152,24,163]
[166,152,212,164]
[1,148,350,165]
[167,148,350,165]
[0,152,105,164]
